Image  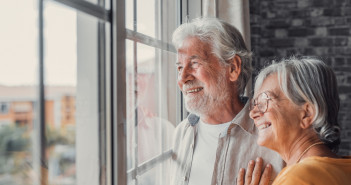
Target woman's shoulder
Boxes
[273,156,351,185]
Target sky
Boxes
[0,0,77,86]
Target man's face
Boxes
[176,37,230,116]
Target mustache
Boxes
[182,80,204,91]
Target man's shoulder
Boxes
[174,119,190,133]
[172,115,197,153]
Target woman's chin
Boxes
[256,136,272,149]
[256,126,274,148]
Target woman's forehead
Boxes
[255,74,280,95]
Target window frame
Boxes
[36,0,204,184]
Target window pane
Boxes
[44,1,108,185]
[126,42,177,185]
[126,0,178,184]
[126,0,134,31]
[135,43,160,165]
[137,0,155,38]
[138,164,166,185]
[0,0,38,184]
[126,39,135,172]
[44,3,77,184]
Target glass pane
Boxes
[126,42,177,184]
[0,0,38,184]
[126,0,178,184]
[137,0,155,38]
[126,40,135,171]
[138,164,167,185]
[126,0,134,31]
[44,3,77,184]
[44,2,108,185]
[136,43,159,165]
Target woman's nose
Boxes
[249,105,261,120]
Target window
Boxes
[0,0,197,184]
[123,0,182,184]
[0,0,109,184]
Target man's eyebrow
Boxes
[175,55,201,65]
[189,55,200,60]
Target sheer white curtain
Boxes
[203,0,252,94]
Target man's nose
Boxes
[178,66,194,84]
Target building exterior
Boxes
[0,85,76,129]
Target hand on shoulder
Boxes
[237,157,272,185]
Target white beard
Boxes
[183,70,230,117]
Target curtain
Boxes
[203,0,252,94]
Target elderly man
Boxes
[169,18,284,185]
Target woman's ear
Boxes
[300,103,315,129]
[228,55,242,82]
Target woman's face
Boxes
[249,74,305,153]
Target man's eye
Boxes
[191,61,199,68]
[177,66,183,72]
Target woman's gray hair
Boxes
[172,17,252,96]
[255,56,341,152]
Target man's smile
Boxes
[185,87,203,94]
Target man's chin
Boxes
[185,103,210,117]
[185,99,229,117]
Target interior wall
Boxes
[249,0,351,155]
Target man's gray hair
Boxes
[172,17,252,96]
[255,56,341,152]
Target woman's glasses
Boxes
[249,92,273,113]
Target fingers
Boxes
[237,168,245,185]
[238,158,272,185]
[251,158,263,185]
[245,160,255,184]
[259,164,272,185]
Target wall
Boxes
[250,0,351,155]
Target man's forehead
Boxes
[177,46,206,55]
[177,46,210,61]
[178,37,211,52]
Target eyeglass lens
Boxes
[250,92,269,113]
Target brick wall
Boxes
[249,0,351,155]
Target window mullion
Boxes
[37,0,48,184]
[50,0,111,22]
[111,0,127,184]
[126,29,176,53]
[132,0,139,184]
[127,150,172,181]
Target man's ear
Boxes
[228,55,242,82]
[300,103,315,129]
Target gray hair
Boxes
[172,17,252,96]
[255,56,341,152]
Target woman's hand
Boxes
[236,157,272,185]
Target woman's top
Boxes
[273,156,351,185]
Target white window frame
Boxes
[36,0,204,185]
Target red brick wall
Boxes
[249,0,351,155]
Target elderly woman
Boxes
[237,57,351,185]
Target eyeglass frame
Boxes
[249,92,274,113]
